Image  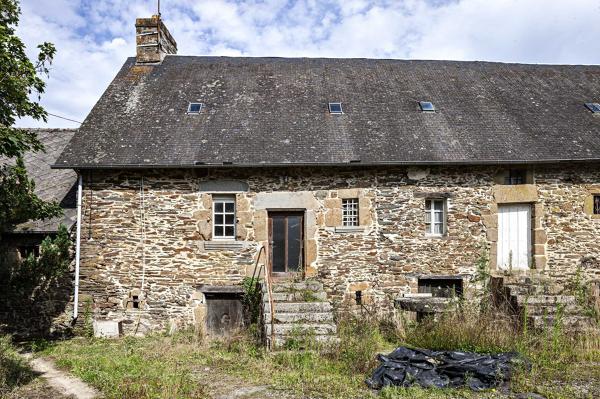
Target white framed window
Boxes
[213,195,236,239]
[425,198,446,236]
[342,198,359,226]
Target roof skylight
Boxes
[187,102,204,114]
[419,101,435,112]
[585,103,600,113]
[328,102,343,114]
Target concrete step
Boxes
[264,301,332,314]
[264,323,337,336]
[271,280,324,293]
[264,311,334,324]
[263,291,327,302]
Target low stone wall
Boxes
[76,164,600,333]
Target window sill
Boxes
[425,234,448,240]
[334,226,365,233]
[204,240,244,251]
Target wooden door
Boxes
[497,204,531,271]
[268,212,304,277]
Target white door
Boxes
[497,204,531,271]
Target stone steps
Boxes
[498,277,595,331]
[261,280,337,349]
[265,323,337,336]
[528,314,594,330]
[263,291,328,302]
[264,301,332,314]
[265,311,335,324]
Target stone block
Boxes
[348,281,370,291]
[305,239,317,266]
[93,320,122,338]
[486,228,498,242]
[324,208,342,227]
[338,188,362,199]
[482,214,497,229]
[358,197,372,226]
[534,244,546,255]
[492,184,538,204]
[324,197,342,209]
[254,191,319,210]
[534,228,547,244]
[534,255,547,270]
[253,210,268,241]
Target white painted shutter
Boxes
[497,204,531,271]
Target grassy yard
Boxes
[19,307,598,399]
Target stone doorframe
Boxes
[253,192,319,278]
[484,184,548,272]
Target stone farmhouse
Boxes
[51,15,600,342]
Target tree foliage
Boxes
[0,0,61,229]
[0,158,62,227]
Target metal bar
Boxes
[73,173,83,320]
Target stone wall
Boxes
[78,165,600,333]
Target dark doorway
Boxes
[205,292,243,336]
[268,211,304,277]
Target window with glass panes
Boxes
[213,195,236,239]
[342,198,359,226]
[425,199,446,236]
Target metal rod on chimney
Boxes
[158,0,161,17]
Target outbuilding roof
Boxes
[4,129,77,234]
[54,56,600,168]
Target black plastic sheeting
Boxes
[366,347,529,391]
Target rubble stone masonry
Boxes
[77,164,600,333]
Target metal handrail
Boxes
[250,245,275,349]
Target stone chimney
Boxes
[135,15,177,64]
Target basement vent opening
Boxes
[585,103,600,113]
[187,102,204,114]
[355,290,362,305]
[132,295,140,309]
[418,277,463,298]
[328,102,343,114]
[419,101,435,112]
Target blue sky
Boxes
[16,0,600,128]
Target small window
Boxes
[418,277,463,298]
[585,103,600,113]
[425,199,446,236]
[342,198,359,226]
[187,102,204,113]
[504,169,526,185]
[213,195,236,239]
[18,245,39,259]
[419,101,435,112]
[594,195,600,215]
[328,102,343,114]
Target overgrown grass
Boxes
[0,335,36,396]
[35,306,600,399]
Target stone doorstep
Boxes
[263,291,328,302]
[265,311,334,323]
[264,323,337,335]
[263,301,332,313]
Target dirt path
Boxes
[21,353,99,399]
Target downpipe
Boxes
[73,173,83,321]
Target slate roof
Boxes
[54,56,600,168]
[3,129,77,234]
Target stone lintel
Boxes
[492,184,537,204]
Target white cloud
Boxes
[15,0,600,128]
